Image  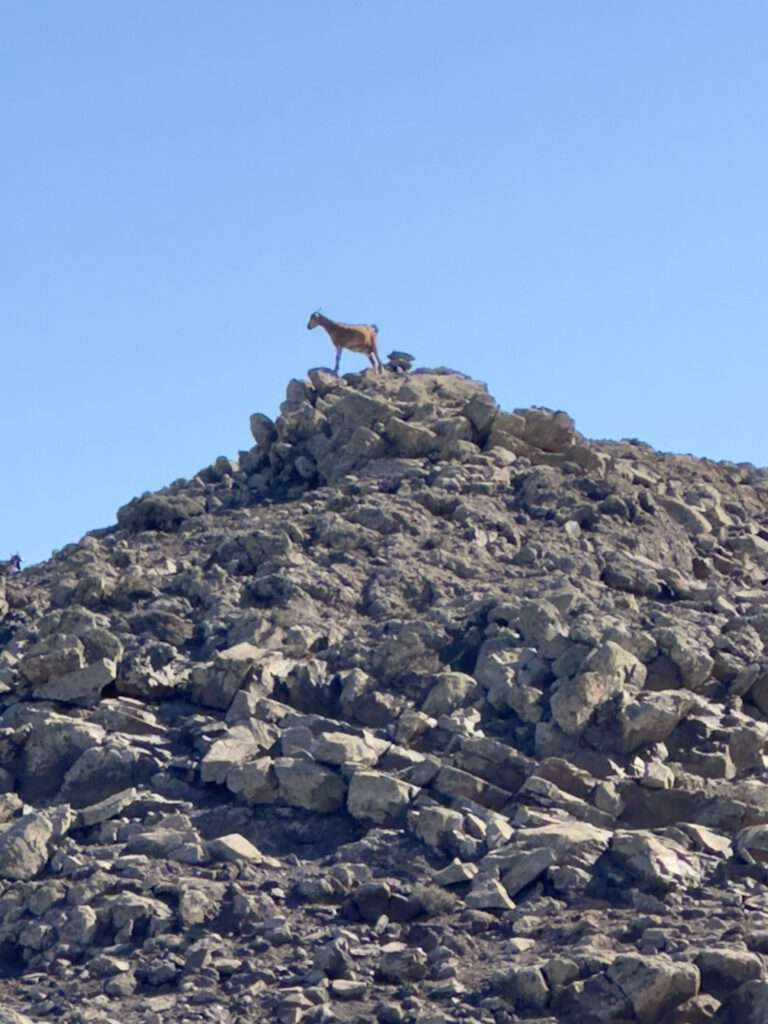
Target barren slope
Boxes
[2,368,768,1023]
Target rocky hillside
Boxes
[2,367,768,1024]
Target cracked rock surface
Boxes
[2,366,768,1022]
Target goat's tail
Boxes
[371,324,379,335]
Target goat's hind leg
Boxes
[334,347,342,375]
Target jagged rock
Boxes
[226,755,279,804]
[347,771,417,825]
[656,627,715,690]
[420,672,479,716]
[19,634,87,684]
[78,787,140,826]
[34,656,118,705]
[188,642,267,710]
[606,830,704,892]
[587,689,698,754]
[499,847,555,897]
[734,824,768,865]
[493,963,550,1010]
[657,496,713,535]
[556,956,699,1022]
[311,730,383,767]
[487,822,611,884]
[377,944,428,982]
[385,417,437,458]
[200,726,269,783]
[517,775,612,827]
[432,859,479,886]
[117,492,206,532]
[465,877,516,911]
[19,633,119,704]
[103,892,174,940]
[208,832,271,863]
[13,711,106,801]
[550,671,623,736]
[407,806,466,852]
[695,950,764,997]
[339,668,404,726]
[176,878,226,927]
[59,741,154,807]
[273,757,347,813]
[0,808,74,880]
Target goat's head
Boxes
[307,311,322,330]
[8,555,21,571]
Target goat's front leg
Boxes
[334,347,342,375]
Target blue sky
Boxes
[3,2,768,566]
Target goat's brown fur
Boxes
[0,555,21,576]
[307,311,382,374]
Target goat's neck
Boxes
[316,314,337,332]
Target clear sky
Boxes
[3,2,768,567]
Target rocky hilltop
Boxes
[2,367,768,1024]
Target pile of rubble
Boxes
[2,367,768,1023]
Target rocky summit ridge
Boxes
[2,367,768,1024]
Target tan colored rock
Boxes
[0,812,57,880]
[606,955,700,1023]
[494,964,550,1011]
[79,787,139,827]
[431,764,512,812]
[488,822,611,882]
[500,847,555,897]
[609,830,703,891]
[421,672,479,716]
[19,634,86,685]
[407,806,465,852]
[32,657,118,706]
[550,671,623,736]
[273,758,346,813]
[465,876,516,911]
[226,756,279,805]
[657,496,712,535]
[310,730,382,767]
[735,824,768,865]
[614,690,697,754]
[208,833,272,864]
[189,643,267,710]
[582,640,647,688]
[432,859,479,886]
[656,628,714,690]
[695,949,764,995]
[385,417,437,458]
[201,728,264,784]
[487,411,527,452]
[347,770,417,825]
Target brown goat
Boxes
[0,555,21,576]
[307,311,382,374]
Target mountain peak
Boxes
[1,367,768,1020]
